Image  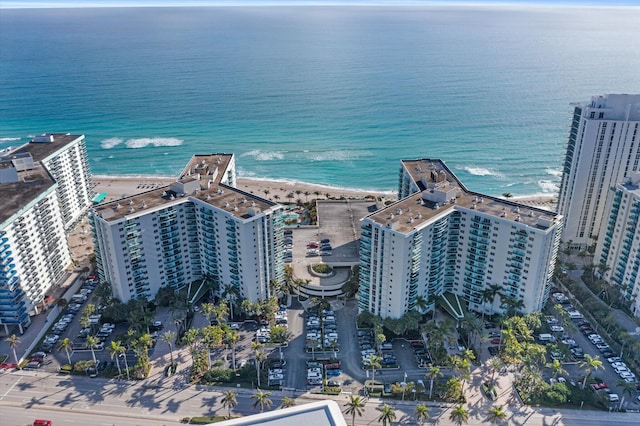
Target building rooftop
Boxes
[0,159,56,225]
[366,158,559,234]
[620,172,640,197]
[12,133,84,162]
[214,400,347,426]
[93,154,279,222]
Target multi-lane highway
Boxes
[2,368,639,426]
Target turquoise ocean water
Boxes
[1,5,639,196]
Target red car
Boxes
[591,383,608,391]
[33,420,52,426]
[0,363,17,369]
[491,338,502,344]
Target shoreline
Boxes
[91,175,558,210]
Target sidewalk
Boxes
[0,271,84,363]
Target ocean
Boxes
[1,5,639,196]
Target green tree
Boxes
[108,340,123,376]
[160,330,176,365]
[486,405,507,425]
[425,365,443,399]
[377,404,396,426]
[546,359,568,380]
[487,357,504,386]
[117,343,130,380]
[366,354,382,385]
[201,302,216,325]
[86,335,99,365]
[414,295,429,314]
[221,390,237,419]
[449,404,469,426]
[222,283,239,321]
[617,379,637,401]
[343,395,366,426]
[58,337,74,365]
[578,354,603,389]
[414,404,430,425]
[6,334,20,364]
[251,388,272,413]
[280,396,296,409]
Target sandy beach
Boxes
[91,175,556,211]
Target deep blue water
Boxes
[1,5,639,195]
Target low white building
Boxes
[359,158,563,319]
[594,172,640,317]
[90,154,285,304]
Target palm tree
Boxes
[486,405,507,425]
[280,396,296,409]
[79,315,90,330]
[414,295,429,314]
[225,329,239,370]
[480,288,494,321]
[343,395,366,426]
[201,302,216,324]
[487,284,503,315]
[254,349,265,388]
[425,365,443,399]
[366,354,382,385]
[222,283,238,321]
[160,330,176,366]
[546,359,568,380]
[617,379,637,402]
[6,334,20,364]
[449,404,469,426]
[251,388,272,413]
[221,390,237,419]
[86,335,99,364]
[578,354,603,389]
[118,343,130,380]
[377,404,396,426]
[487,357,504,386]
[58,337,74,365]
[108,340,123,376]
[414,404,430,425]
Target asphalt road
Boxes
[1,369,639,426]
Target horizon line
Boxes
[3,1,640,10]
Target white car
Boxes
[561,338,576,346]
[550,326,564,333]
[607,357,622,364]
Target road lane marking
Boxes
[0,377,21,400]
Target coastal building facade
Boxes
[0,134,91,331]
[557,94,640,250]
[359,159,563,319]
[594,172,640,317]
[90,154,285,304]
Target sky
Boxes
[2,0,639,9]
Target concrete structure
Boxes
[594,171,640,317]
[90,154,285,304]
[359,158,563,319]
[214,400,347,426]
[557,94,640,250]
[0,134,92,332]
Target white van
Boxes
[538,333,556,343]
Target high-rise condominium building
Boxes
[359,159,562,319]
[557,94,640,250]
[594,172,640,317]
[0,134,93,331]
[90,154,285,304]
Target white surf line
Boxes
[0,377,22,400]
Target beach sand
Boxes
[91,175,557,211]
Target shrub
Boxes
[202,368,234,383]
[312,263,332,274]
